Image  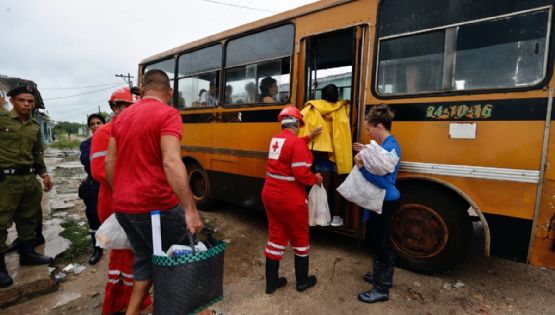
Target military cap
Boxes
[7,85,37,98]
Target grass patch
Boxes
[49,138,81,149]
[59,218,91,262]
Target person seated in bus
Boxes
[200,83,218,106]
[259,77,278,103]
[244,81,256,103]
[224,84,233,104]
[176,91,186,109]
[299,84,352,227]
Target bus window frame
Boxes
[222,22,296,109]
[142,56,179,106]
[371,5,555,99]
[302,27,360,104]
[176,69,221,110]
[176,43,223,110]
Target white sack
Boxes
[357,140,399,176]
[308,184,331,226]
[337,166,385,213]
[95,213,131,250]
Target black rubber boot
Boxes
[295,255,317,292]
[265,258,287,294]
[18,240,53,265]
[358,287,389,303]
[6,238,21,253]
[363,260,393,288]
[35,221,45,246]
[88,233,103,265]
[0,253,13,288]
[359,255,392,303]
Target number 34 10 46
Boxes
[425,104,493,120]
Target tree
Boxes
[54,121,84,135]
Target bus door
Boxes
[301,26,367,239]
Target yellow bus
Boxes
[138,0,555,273]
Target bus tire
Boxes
[187,162,213,209]
[391,183,472,274]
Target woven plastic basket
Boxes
[152,240,226,315]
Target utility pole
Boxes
[115,73,134,88]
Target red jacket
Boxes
[90,122,113,223]
[263,129,318,195]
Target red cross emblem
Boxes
[272,141,280,152]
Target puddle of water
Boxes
[53,292,82,308]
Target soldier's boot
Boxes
[265,257,287,294]
[6,238,21,253]
[88,233,103,265]
[295,255,317,292]
[35,221,45,246]
[0,253,14,288]
[6,222,45,253]
[19,240,53,265]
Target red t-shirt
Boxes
[111,97,182,213]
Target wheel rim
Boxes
[391,203,449,258]
[189,169,208,201]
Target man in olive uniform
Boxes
[0,96,7,112]
[0,85,54,288]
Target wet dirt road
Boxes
[204,205,555,315]
[4,194,555,314]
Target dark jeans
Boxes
[368,199,400,263]
[83,191,100,232]
[116,205,188,281]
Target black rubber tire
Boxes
[186,162,213,210]
[392,183,472,274]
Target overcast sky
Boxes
[0,0,316,123]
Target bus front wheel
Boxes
[391,183,472,274]
[187,162,213,209]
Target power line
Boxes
[41,82,122,90]
[43,84,123,101]
[199,0,277,13]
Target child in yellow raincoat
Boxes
[299,84,352,226]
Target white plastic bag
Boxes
[308,184,331,226]
[95,213,131,250]
[358,140,399,176]
[337,166,385,213]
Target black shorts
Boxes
[116,205,188,281]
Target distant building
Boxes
[0,74,54,144]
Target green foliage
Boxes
[54,121,84,135]
[98,111,112,121]
[60,218,92,261]
[49,138,81,149]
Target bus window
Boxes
[377,31,444,95]
[144,58,176,106]
[305,28,356,103]
[454,9,549,90]
[177,45,222,109]
[224,24,294,105]
[377,8,550,96]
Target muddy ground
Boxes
[3,150,555,315]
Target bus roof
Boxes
[139,0,352,65]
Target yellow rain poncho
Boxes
[299,99,352,174]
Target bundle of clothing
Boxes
[337,140,399,213]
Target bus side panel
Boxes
[208,170,265,211]
[529,118,555,268]
[531,180,555,267]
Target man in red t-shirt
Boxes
[106,69,203,315]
